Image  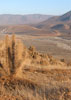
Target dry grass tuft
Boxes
[0,34,70,100]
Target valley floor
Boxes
[19,35,71,62]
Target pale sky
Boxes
[0,0,71,15]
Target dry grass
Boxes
[0,34,70,100]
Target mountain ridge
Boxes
[35,10,71,32]
[0,14,52,25]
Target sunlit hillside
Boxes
[0,34,70,100]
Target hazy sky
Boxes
[0,0,71,15]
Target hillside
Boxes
[35,11,71,36]
[0,25,60,36]
[0,34,71,100]
[0,34,70,100]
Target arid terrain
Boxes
[0,11,71,62]
[0,10,70,100]
[0,34,70,100]
[21,35,71,62]
[0,34,71,63]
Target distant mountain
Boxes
[50,11,71,31]
[0,14,52,25]
[36,11,71,30]
[33,10,71,37]
[0,11,71,37]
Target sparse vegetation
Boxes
[0,34,70,100]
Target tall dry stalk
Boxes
[5,34,11,75]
